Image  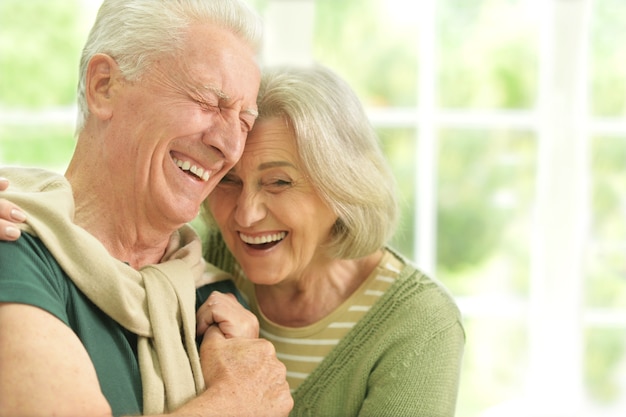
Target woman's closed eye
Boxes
[270,179,291,186]
[263,178,293,192]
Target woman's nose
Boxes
[233,189,267,227]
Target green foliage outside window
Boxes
[0,0,83,169]
[0,0,84,108]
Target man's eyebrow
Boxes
[244,107,259,119]
[196,84,229,100]
[200,84,257,118]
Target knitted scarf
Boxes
[0,167,206,414]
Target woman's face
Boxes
[207,117,338,286]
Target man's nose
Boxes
[202,115,246,165]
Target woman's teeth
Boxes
[173,157,210,181]
[240,232,287,245]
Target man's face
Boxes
[103,23,260,227]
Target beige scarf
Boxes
[0,167,207,414]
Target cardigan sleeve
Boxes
[358,277,465,417]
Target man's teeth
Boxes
[173,157,210,181]
[240,232,287,245]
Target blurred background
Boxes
[1,0,624,416]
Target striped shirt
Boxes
[233,249,404,391]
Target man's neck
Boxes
[66,165,172,269]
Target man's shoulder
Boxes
[0,166,66,192]
[0,232,60,273]
[0,233,73,323]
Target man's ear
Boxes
[85,53,120,121]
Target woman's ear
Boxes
[85,53,120,121]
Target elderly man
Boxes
[0,1,292,416]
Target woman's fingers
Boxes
[196,291,259,339]
[0,192,27,241]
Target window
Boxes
[261,0,626,415]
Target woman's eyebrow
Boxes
[258,161,295,171]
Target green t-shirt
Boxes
[0,233,143,417]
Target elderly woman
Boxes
[199,65,465,417]
[0,65,464,417]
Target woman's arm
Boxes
[361,282,465,417]
[361,319,465,417]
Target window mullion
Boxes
[414,0,438,276]
[527,0,592,415]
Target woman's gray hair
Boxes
[257,65,398,259]
[75,0,263,134]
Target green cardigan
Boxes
[204,232,465,417]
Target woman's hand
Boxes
[0,178,26,241]
[196,291,259,339]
